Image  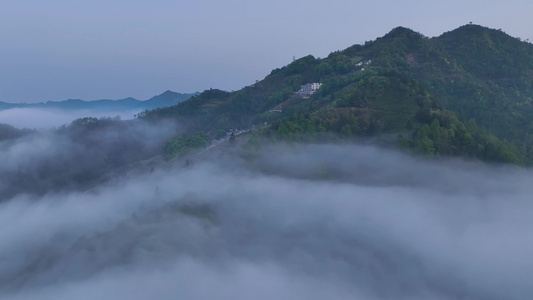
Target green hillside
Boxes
[143,24,533,165]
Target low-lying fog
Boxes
[0,108,141,129]
[1,137,532,299]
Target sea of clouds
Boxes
[0,140,532,300]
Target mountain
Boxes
[0,102,17,110]
[0,91,199,112]
[142,24,533,165]
[3,24,533,201]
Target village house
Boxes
[295,83,322,97]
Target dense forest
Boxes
[142,24,533,165]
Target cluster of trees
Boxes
[164,132,211,159]
[269,112,384,143]
[315,52,354,75]
[406,111,522,164]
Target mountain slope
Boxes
[143,24,533,165]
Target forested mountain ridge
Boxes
[143,24,533,164]
[2,24,533,200]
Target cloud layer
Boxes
[1,143,532,299]
[0,118,176,199]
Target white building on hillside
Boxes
[295,83,322,96]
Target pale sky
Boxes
[1,0,531,103]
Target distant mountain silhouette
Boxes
[0,90,199,112]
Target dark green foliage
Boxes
[283,55,318,75]
[316,61,333,75]
[270,114,327,142]
[407,111,522,164]
[326,52,353,74]
[141,24,533,165]
[165,132,211,159]
[367,24,533,147]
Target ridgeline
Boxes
[142,24,533,165]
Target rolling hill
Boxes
[143,24,533,165]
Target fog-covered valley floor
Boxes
[1,138,532,299]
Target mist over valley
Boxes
[0,91,197,129]
[1,138,532,300]
[1,23,533,299]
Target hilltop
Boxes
[142,24,533,165]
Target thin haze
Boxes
[0,139,532,299]
[0,108,142,129]
[1,0,532,102]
